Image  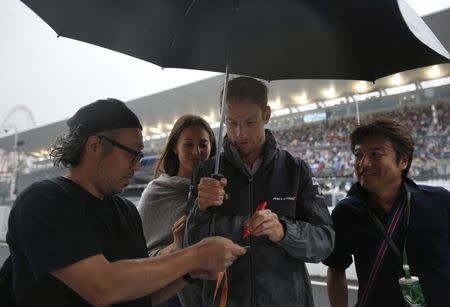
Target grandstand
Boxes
[1,76,449,204]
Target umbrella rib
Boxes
[163,0,198,67]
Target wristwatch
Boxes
[182,273,197,283]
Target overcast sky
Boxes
[1,0,449,133]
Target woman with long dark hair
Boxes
[138,114,216,307]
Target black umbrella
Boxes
[21,0,450,80]
[21,0,450,173]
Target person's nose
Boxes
[235,125,241,137]
[236,124,247,139]
[131,158,141,172]
[192,145,201,156]
[359,154,371,169]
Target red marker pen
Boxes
[242,201,267,240]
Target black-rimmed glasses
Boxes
[97,135,144,165]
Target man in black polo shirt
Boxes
[324,117,450,307]
[6,99,246,306]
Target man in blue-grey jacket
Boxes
[185,76,335,307]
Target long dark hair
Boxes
[155,115,217,177]
[49,126,88,168]
[49,128,120,168]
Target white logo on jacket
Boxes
[272,196,296,201]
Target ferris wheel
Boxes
[0,105,36,201]
[1,105,36,136]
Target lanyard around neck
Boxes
[367,192,412,277]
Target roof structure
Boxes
[1,9,449,155]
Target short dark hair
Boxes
[350,117,415,178]
[220,76,268,109]
[155,115,217,177]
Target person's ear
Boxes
[399,155,408,170]
[85,135,104,160]
[263,105,271,124]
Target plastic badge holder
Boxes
[398,265,426,307]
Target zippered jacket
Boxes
[185,130,335,307]
[323,179,450,307]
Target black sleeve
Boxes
[124,198,148,254]
[322,204,353,269]
[13,182,102,277]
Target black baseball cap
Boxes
[67,98,142,135]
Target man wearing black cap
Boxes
[6,98,246,306]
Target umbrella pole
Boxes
[214,66,231,175]
[354,95,361,125]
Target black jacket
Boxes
[323,179,450,307]
[185,130,334,307]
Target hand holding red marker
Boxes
[242,201,267,240]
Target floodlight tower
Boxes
[2,125,19,203]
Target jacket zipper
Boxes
[248,175,255,307]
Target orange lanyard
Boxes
[213,200,267,306]
[213,271,228,307]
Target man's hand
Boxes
[194,236,246,272]
[197,177,227,211]
[244,209,285,242]
[172,215,187,248]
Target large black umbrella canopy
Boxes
[21,0,450,175]
[22,0,449,82]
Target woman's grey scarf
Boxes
[137,174,202,307]
[138,174,190,256]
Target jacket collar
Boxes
[402,177,422,194]
[222,129,278,174]
[348,177,422,199]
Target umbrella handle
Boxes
[208,173,224,212]
[208,173,225,236]
[211,173,224,181]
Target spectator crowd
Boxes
[272,102,449,178]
